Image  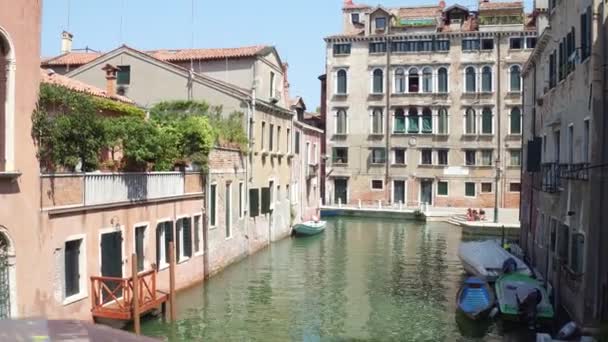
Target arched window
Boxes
[481,66,492,92]
[438,108,448,134]
[422,67,433,93]
[336,69,347,94]
[372,69,384,93]
[394,108,406,133]
[465,66,476,93]
[422,107,433,133]
[437,67,448,93]
[510,107,522,134]
[510,65,521,92]
[408,107,419,133]
[482,107,493,134]
[408,67,419,93]
[465,108,476,134]
[371,108,383,134]
[394,68,406,93]
[336,109,347,134]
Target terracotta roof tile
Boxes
[478,1,523,11]
[397,6,442,19]
[343,0,370,9]
[40,69,135,104]
[42,52,102,66]
[147,45,268,62]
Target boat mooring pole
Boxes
[131,253,141,335]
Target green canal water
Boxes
[141,217,535,341]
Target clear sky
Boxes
[42,0,533,110]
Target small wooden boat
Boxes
[457,277,495,320]
[294,221,327,236]
[495,273,554,321]
[458,240,531,282]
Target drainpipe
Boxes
[385,36,392,204]
[494,35,502,223]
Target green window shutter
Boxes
[249,189,259,217]
[261,187,271,214]
[175,222,181,263]
[422,116,433,133]
[408,117,419,133]
[465,183,475,197]
[164,222,173,264]
[438,182,448,196]
[156,225,162,267]
[184,218,192,257]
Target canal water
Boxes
[141,217,535,341]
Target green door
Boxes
[101,231,123,303]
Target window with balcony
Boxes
[371,148,386,164]
[481,150,493,166]
[481,66,492,92]
[395,68,406,93]
[394,108,406,133]
[437,150,448,166]
[465,150,476,166]
[510,107,522,134]
[421,149,433,165]
[408,67,419,93]
[421,107,433,133]
[465,108,476,134]
[372,69,384,93]
[437,67,448,93]
[510,150,522,167]
[333,43,351,56]
[333,147,348,164]
[393,149,406,165]
[465,66,476,93]
[336,109,347,135]
[408,107,419,133]
[336,69,348,94]
[371,108,383,135]
[481,107,493,134]
[438,108,448,134]
[465,182,476,197]
[510,65,522,92]
[422,67,433,93]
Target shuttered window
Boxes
[209,184,217,227]
[135,226,145,272]
[249,189,260,217]
[261,187,271,214]
[164,222,174,264]
[193,215,202,253]
[64,239,82,297]
[176,218,192,263]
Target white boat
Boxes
[458,240,531,282]
[294,221,327,236]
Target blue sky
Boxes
[42,0,532,110]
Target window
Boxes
[176,217,192,262]
[375,17,386,31]
[270,72,275,98]
[371,180,383,190]
[193,215,202,254]
[269,124,274,151]
[249,189,260,217]
[421,149,432,165]
[351,13,360,24]
[286,184,289,200]
[393,149,406,165]
[581,7,592,61]
[481,107,493,134]
[584,120,590,163]
[549,51,557,88]
[437,181,448,196]
[559,38,566,81]
[135,226,146,272]
[510,107,522,134]
[295,131,300,153]
[395,68,406,93]
[510,150,522,167]
[570,233,585,273]
[558,224,569,260]
[261,187,271,214]
[369,42,387,53]
[239,182,244,218]
[554,130,561,163]
[333,147,348,164]
[510,37,523,49]
[465,183,476,197]
[117,65,131,85]
[287,129,291,154]
[509,182,521,192]
[209,184,217,227]
[156,221,173,267]
[481,66,492,92]
[260,121,265,151]
[465,150,476,166]
[305,142,310,166]
[481,38,494,50]
[408,68,419,93]
[526,37,537,49]
[437,67,448,93]
[435,40,450,51]
[465,108,476,134]
[465,67,476,93]
[408,107,419,133]
[481,183,493,193]
[568,125,574,163]
[421,107,432,133]
[481,150,493,166]
[277,126,281,153]
[371,148,386,164]
[510,65,522,92]
[438,108,448,134]
[333,43,351,56]
[313,143,318,164]
[64,239,82,298]
[566,28,575,74]
[372,69,384,93]
[371,108,383,134]
[336,69,347,94]
[422,67,433,93]
[437,150,448,165]
[394,108,406,133]
[462,39,480,51]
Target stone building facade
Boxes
[520,0,608,331]
[324,0,536,209]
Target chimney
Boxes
[102,64,120,96]
[61,31,73,54]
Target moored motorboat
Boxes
[495,273,554,321]
[458,240,531,282]
[457,277,495,320]
[294,221,327,236]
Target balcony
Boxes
[540,163,562,193]
[558,163,590,181]
[41,172,204,210]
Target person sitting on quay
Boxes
[466,208,474,221]
[479,209,486,221]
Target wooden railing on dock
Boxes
[90,270,167,321]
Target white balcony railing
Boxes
[84,172,185,206]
